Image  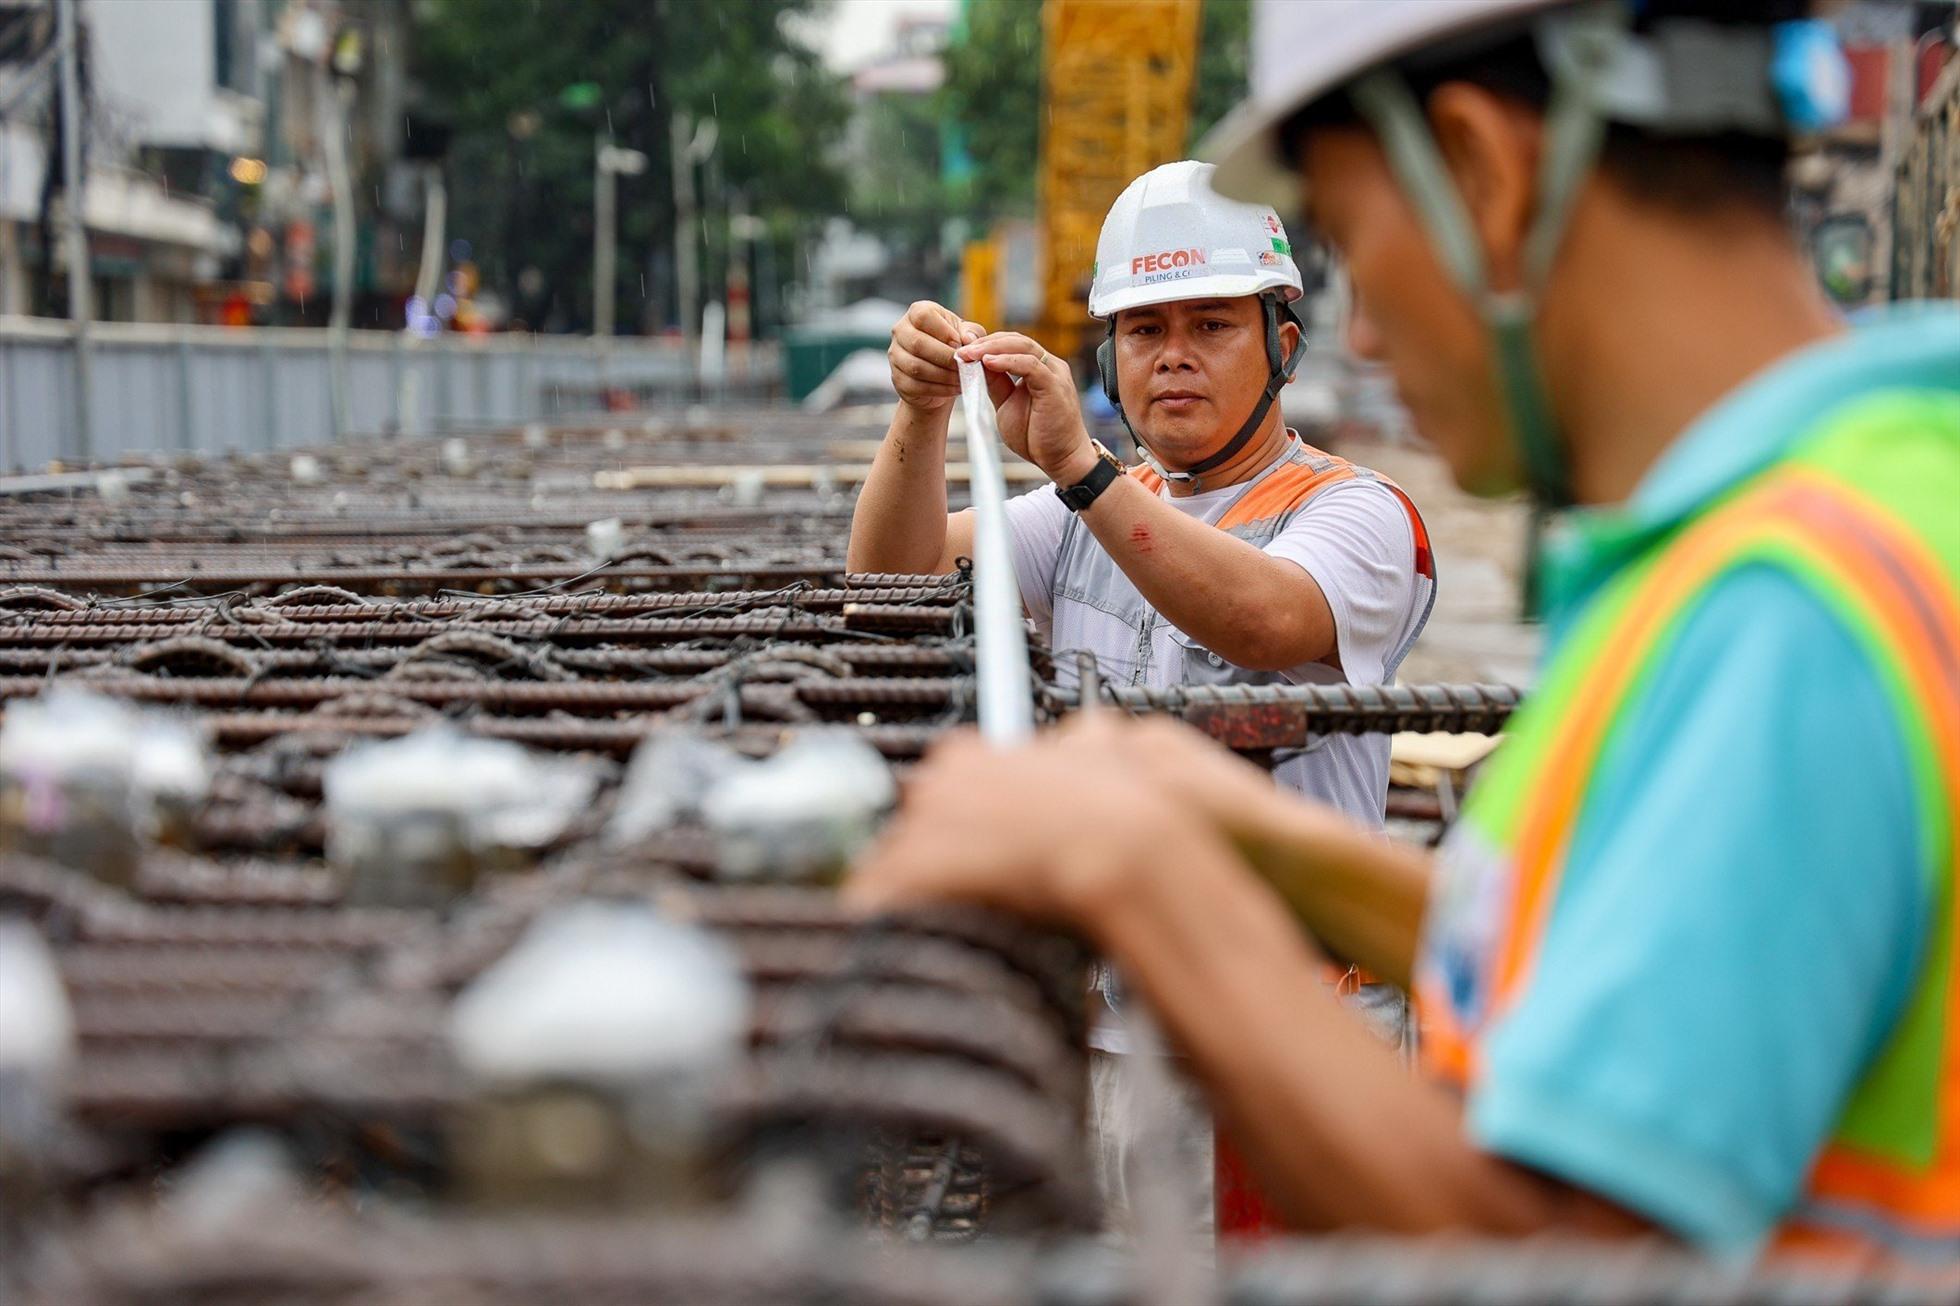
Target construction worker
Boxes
[854,0,1960,1266]
[850,160,1434,826]
[848,161,1435,1230]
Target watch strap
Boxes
[1058,455,1123,513]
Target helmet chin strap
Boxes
[1119,295,1308,493]
[1347,65,1590,513]
[1344,2,1628,614]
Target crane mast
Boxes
[963,0,1202,361]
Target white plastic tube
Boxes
[957,359,1036,746]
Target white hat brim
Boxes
[1200,0,1561,218]
[1090,271,1300,320]
[1200,99,1305,219]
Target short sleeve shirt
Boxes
[1000,447,1427,825]
[1424,306,1960,1257]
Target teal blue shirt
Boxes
[1462,306,1960,1257]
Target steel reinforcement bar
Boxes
[0,582,963,625]
[1063,681,1522,743]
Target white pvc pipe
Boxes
[956,359,1034,746]
[960,364,1194,1289]
[414,167,447,311]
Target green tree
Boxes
[412,0,848,334]
[853,89,956,234]
[941,0,1252,225]
[940,0,1043,219]
[1190,0,1249,145]
[847,84,960,301]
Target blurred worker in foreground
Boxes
[849,162,1436,1225]
[854,0,1960,1267]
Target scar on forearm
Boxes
[1129,523,1152,553]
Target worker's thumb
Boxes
[985,367,1015,410]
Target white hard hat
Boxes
[1197,0,1851,516]
[1202,0,1556,213]
[1087,160,1304,319]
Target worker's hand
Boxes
[957,333,1098,486]
[889,301,985,415]
[1058,717,1379,941]
[847,730,1190,928]
[1059,713,1337,870]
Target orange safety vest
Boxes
[1139,440,1436,1240]
[1130,440,1436,584]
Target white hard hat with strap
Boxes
[1088,160,1310,490]
[1200,0,1851,516]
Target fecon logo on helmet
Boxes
[1087,160,1301,319]
[1131,248,1207,275]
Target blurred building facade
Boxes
[808,11,956,314]
[0,0,245,320]
[0,0,418,327]
[1790,0,1956,306]
[1886,1,1958,300]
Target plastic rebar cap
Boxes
[448,902,751,1086]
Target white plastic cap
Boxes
[702,730,897,881]
[131,717,213,805]
[0,688,141,780]
[0,689,211,823]
[0,920,76,1082]
[448,902,751,1086]
[323,727,596,849]
[585,517,626,562]
[606,731,743,845]
[1088,160,1302,319]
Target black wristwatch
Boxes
[1057,441,1126,513]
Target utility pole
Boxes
[319,63,354,437]
[671,113,698,380]
[594,137,614,342]
[670,114,716,391]
[394,162,445,437]
[592,139,647,339]
[55,0,90,464]
[413,168,446,311]
[318,63,355,440]
[592,138,647,395]
[280,4,353,440]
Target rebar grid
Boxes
[0,421,1559,1297]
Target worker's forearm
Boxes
[847,405,956,574]
[1081,829,1626,1236]
[1074,475,1331,669]
[1235,795,1432,988]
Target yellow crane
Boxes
[962,0,1202,362]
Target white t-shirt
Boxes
[1002,458,1426,827]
